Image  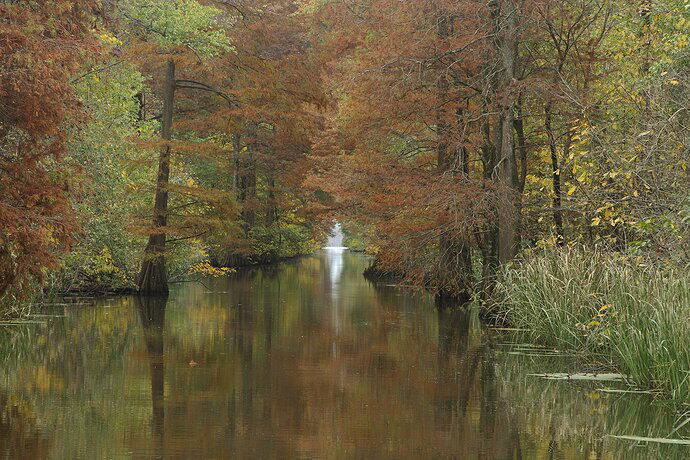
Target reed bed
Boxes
[495,250,690,402]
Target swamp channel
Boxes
[0,250,687,458]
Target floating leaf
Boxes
[529,372,627,382]
[596,388,653,394]
[607,435,690,445]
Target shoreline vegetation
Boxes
[363,247,690,405]
[492,249,690,404]
[6,251,317,313]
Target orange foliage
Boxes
[0,1,99,295]
[307,0,501,286]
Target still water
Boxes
[0,250,687,459]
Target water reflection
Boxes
[136,295,167,458]
[0,251,686,458]
[324,223,345,248]
[325,247,345,290]
[0,391,52,458]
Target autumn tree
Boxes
[308,0,527,300]
[306,0,689,303]
[205,0,327,267]
[96,0,326,292]
[105,0,235,293]
[0,1,99,297]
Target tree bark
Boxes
[266,174,277,226]
[231,133,241,194]
[480,111,499,302]
[240,123,257,237]
[544,101,565,245]
[436,11,473,302]
[493,0,520,264]
[514,96,527,195]
[514,95,528,257]
[138,60,175,293]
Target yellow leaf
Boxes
[567,186,577,196]
[591,217,601,226]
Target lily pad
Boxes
[596,388,653,394]
[528,372,627,382]
[0,321,47,326]
[498,343,548,349]
[607,435,690,445]
[507,352,570,357]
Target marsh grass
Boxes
[0,291,34,321]
[495,249,690,402]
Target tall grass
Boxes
[495,249,690,402]
[0,292,33,320]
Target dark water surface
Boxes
[0,250,687,459]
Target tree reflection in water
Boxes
[0,392,52,458]
[0,251,687,458]
[135,295,167,458]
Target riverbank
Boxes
[0,249,320,321]
[492,249,690,404]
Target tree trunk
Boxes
[514,96,527,195]
[544,101,565,245]
[493,0,520,264]
[436,12,473,302]
[480,113,499,303]
[135,92,145,122]
[514,95,528,257]
[266,174,277,226]
[138,60,175,293]
[240,123,257,237]
[231,133,241,194]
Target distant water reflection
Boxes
[0,251,687,458]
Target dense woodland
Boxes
[1,0,328,303]
[0,0,688,311]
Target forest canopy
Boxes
[0,0,688,308]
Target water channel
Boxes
[0,250,686,458]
